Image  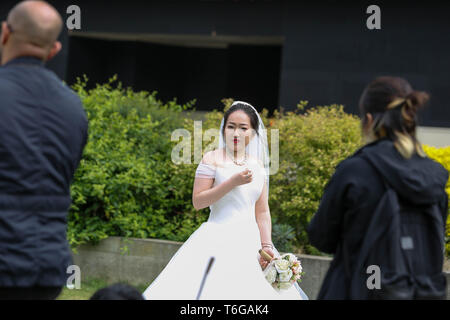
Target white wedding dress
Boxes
[143,159,304,300]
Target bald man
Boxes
[0,1,88,299]
[1,0,63,64]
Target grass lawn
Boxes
[57,278,148,300]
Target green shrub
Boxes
[69,86,362,254]
[69,79,448,259]
[272,219,297,253]
[68,77,205,248]
[200,100,362,255]
[268,102,363,255]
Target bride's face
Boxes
[224,110,255,153]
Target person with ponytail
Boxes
[359,77,429,159]
[307,76,448,299]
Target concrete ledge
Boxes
[72,236,183,287]
[71,236,450,300]
[295,253,331,299]
[417,126,450,148]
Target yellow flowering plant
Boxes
[422,145,450,257]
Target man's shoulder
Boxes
[0,65,79,98]
[0,72,18,98]
[0,66,85,119]
[54,80,83,102]
[0,68,17,86]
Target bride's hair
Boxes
[222,102,260,137]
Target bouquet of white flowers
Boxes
[259,250,304,291]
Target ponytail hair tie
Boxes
[387,98,406,110]
[405,98,413,108]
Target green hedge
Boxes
[68,77,206,247]
[268,102,363,255]
[197,99,363,255]
[68,79,449,257]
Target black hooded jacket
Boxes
[307,138,448,299]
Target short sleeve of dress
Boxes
[195,163,216,179]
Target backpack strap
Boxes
[344,154,401,298]
[359,155,421,283]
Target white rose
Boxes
[274,259,290,273]
[264,266,277,284]
[278,269,293,282]
[282,253,297,264]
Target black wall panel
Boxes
[0,1,448,126]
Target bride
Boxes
[143,101,308,300]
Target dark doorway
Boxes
[227,45,282,113]
[66,35,282,114]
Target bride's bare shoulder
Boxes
[200,151,216,166]
[201,149,225,167]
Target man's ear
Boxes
[1,21,11,45]
[45,41,62,61]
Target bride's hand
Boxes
[230,168,253,187]
[259,247,274,270]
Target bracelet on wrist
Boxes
[261,243,274,249]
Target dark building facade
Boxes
[1,0,449,127]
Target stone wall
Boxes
[71,236,450,300]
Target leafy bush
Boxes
[68,77,205,248]
[69,89,363,255]
[68,79,449,259]
[422,145,450,256]
[199,100,362,255]
[272,219,297,253]
[267,102,363,255]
